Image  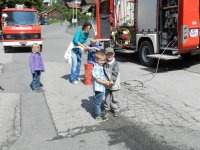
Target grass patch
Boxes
[49,19,63,24]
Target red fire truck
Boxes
[1,4,42,53]
[96,0,200,66]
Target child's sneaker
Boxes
[102,115,109,121]
[33,89,41,93]
[95,116,102,121]
[101,110,109,120]
[72,81,78,84]
[33,88,43,93]
[113,112,119,117]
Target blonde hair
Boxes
[90,38,97,44]
[95,51,105,60]
[32,43,40,52]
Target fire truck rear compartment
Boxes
[146,0,180,60]
[148,0,200,60]
[159,0,178,49]
[159,0,200,54]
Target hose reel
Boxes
[112,27,131,48]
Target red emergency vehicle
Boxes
[1,4,42,52]
[96,0,200,67]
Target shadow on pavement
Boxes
[81,96,94,118]
[105,117,177,150]
[61,74,70,81]
[115,51,200,73]
[4,47,31,53]
[115,52,140,64]
[141,57,200,73]
[49,115,177,150]
[61,74,85,83]
[0,86,4,91]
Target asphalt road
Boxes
[0,23,200,150]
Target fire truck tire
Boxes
[40,45,43,52]
[4,46,10,53]
[139,41,155,67]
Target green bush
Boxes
[49,19,61,24]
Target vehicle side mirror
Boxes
[2,13,8,26]
[2,13,8,19]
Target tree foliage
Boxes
[0,0,94,23]
[41,2,84,22]
[0,0,43,12]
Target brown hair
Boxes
[95,51,105,60]
[82,22,92,30]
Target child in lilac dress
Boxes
[29,43,45,92]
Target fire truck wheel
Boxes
[40,45,43,52]
[139,41,155,67]
[4,46,10,53]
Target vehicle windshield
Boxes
[3,11,38,26]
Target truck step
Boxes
[160,47,178,51]
[114,49,136,53]
[147,54,181,60]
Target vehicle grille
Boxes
[3,34,41,40]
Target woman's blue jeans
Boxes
[94,91,104,118]
[31,71,41,90]
[70,48,82,82]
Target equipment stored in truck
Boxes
[97,0,200,67]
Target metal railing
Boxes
[67,18,95,30]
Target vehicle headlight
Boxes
[33,34,39,39]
